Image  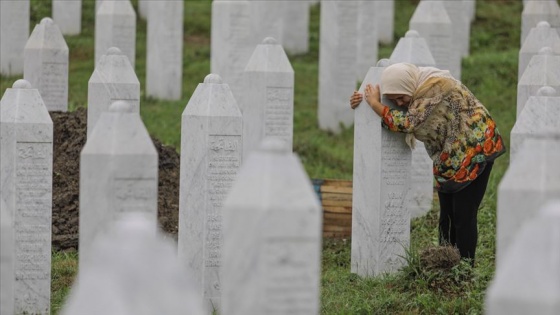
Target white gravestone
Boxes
[1,200,14,315]
[518,21,560,80]
[318,0,358,133]
[79,101,158,269]
[521,0,560,46]
[496,131,560,267]
[351,60,412,277]
[410,0,460,79]
[87,47,140,138]
[0,80,53,315]
[24,17,69,112]
[511,86,560,162]
[356,0,378,80]
[95,0,136,68]
[62,213,207,315]
[210,0,253,101]
[241,37,294,158]
[442,0,471,58]
[486,201,560,315]
[517,47,560,117]
[464,0,476,22]
[0,0,29,76]
[146,0,184,100]
[390,31,437,218]
[52,0,82,35]
[249,0,284,46]
[178,74,243,312]
[138,0,149,19]
[377,0,394,44]
[222,138,322,315]
[282,1,309,55]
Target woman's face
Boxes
[385,94,411,107]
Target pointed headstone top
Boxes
[106,47,123,56]
[539,46,553,55]
[40,17,54,25]
[12,79,32,89]
[109,100,133,113]
[203,73,223,84]
[377,59,391,67]
[262,37,278,45]
[259,138,289,153]
[537,86,557,96]
[405,30,420,38]
[537,21,551,29]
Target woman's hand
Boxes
[364,84,381,109]
[350,91,363,109]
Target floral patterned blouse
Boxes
[381,76,506,193]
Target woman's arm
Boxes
[364,84,386,117]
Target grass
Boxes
[0,0,548,313]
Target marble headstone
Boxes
[318,0,358,133]
[390,30,437,67]
[178,74,243,311]
[518,21,560,80]
[464,0,476,22]
[95,0,136,67]
[62,213,207,315]
[241,37,294,158]
[356,0,379,80]
[79,101,158,269]
[52,0,82,35]
[138,0,149,19]
[146,0,184,100]
[377,0,394,44]
[0,80,53,315]
[510,86,560,162]
[521,0,560,46]
[282,1,309,54]
[486,201,560,315]
[87,47,140,138]
[517,47,560,117]
[351,60,412,277]
[1,200,14,315]
[442,0,471,57]
[410,0,460,79]
[0,0,29,76]
[249,0,284,46]
[222,138,322,315]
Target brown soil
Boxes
[419,245,461,272]
[50,108,180,251]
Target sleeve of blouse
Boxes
[380,106,412,132]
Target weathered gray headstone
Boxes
[95,0,136,68]
[87,47,140,138]
[178,74,243,312]
[356,0,378,80]
[521,0,560,46]
[146,0,184,100]
[410,0,460,79]
[517,47,560,117]
[351,60,412,277]
[282,1,310,55]
[138,0,149,19]
[377,0,394,44]
[511,86,560,162]
[241,37,294,158]
[486,201,560,315]
[79,101,158,269]
[0,0,29,76]
[0,79,53,315]
[249,0,284,46]
[24,17,69,112]
[62,213,207,315]
[442,0,471,57]
[518,21,560,80]
[52,0,82,35]
[1,200,14,315]
[464,0,476,22]
[222,138,322,315]
[318,0,358,133]
[390,30,436,68]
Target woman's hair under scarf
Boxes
[380,62,452,97]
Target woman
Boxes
[350,63,505,265]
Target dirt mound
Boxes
[50,109,180,251]
[419,246,461,272]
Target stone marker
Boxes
[87,47,140,138]
[210,0,253,100]
[465,0,476,22]
[178,74,243,312]
[138,0,149,19]
[79,101,158,269]
[1,200,14,315]
[95,0,136,68]
[0,0,29,76]
[0,79,53,315]
[390,30,437,67]
[356,0,378,80]
[249,0,284,46]
[510,86,560,162]
[241,37,294,158]
[521,0,560,46]
[351,60,412,277]
[146,0,184,100]
[282,1,310,55]
[517,47,560,117]
[377,0,394,44]
[518,21,560,80]
[52,0,82,35]
[410,0,460,79]
[486,201,560,315]
[24,17,69,112]
[222,138,322,315]
[496,130,560,267]
[318,0,358,133]
[62,213,207,315]
[442,0,471,58]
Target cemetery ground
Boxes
[0,0,535,313]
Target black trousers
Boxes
[437,162,493,263]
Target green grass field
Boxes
[0,0,545,313]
